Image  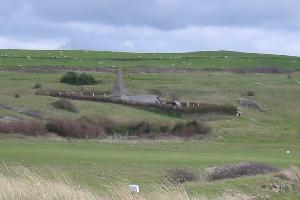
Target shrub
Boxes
[52,99,78,112]
[246,91,255,96]
[33,83,42,89]
[186,120,212,134]
[172,120,211,137]
[166,168,197,184]
[206,162,279,181]
[128,121,151,135]
[182,104,238,115]
[76,73,97,85]
[45,118,106,139]
[60,72,78,85]
[0,120,47,136]
[60,72,97,85]
[35,89,49,96]
[160,122,171,133]
[14,94,20,98]
[97,119,152,136]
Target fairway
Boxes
[0,139,299,197]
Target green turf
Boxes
[0,139,299,198]
[1,49,300,69]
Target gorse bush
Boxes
[45,118,106,139]
[60,72,97,85]
[77,73,97,85]
[172,120,212,137]
[60,72,78,85]
[0,118,211,139]
[246,91,255,96]
[98,119,156,136]
[0,121,47,136]
[166,168,197,184]
[206,162,279,181]
[52,99,78,112]
[33,83,42,89]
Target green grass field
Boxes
[1,49,300,69]
[0,49,300,199]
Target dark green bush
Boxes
[33,83,42,89]
[52,99,78,112]
[77,73,97,85]
[247,91,255,96]
[60,72,78,85]
[172,120,212,137]
[60,72,97,85]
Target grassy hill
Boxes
[1,49,300,69]
[0,49,300,199]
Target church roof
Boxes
[127,95,159,104]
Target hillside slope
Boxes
[1,49,300,69]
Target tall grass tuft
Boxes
[0,165,253,200]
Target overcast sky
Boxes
[1,0,300,55]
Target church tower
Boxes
[111,68,128,99]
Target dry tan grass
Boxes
[276,167,300,183]
[0,165,252,200]
[0,165,100,200]
[275,167,300,191]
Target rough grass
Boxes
[0,165,253,200]
[275,167,300,184]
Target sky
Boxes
[0,0,300,55]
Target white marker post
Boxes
[129,185,139,193]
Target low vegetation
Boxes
[206,162,279,181]
[45,118,106,139]
[0,120,46,136]
[33,83,42,89]
[171,120,212,137]
[0,165,254,200]
[52,99,78,112]
[166,168,197,184]
[0,118,211,139]
[60,71,97,85]
[246,91,255,97]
